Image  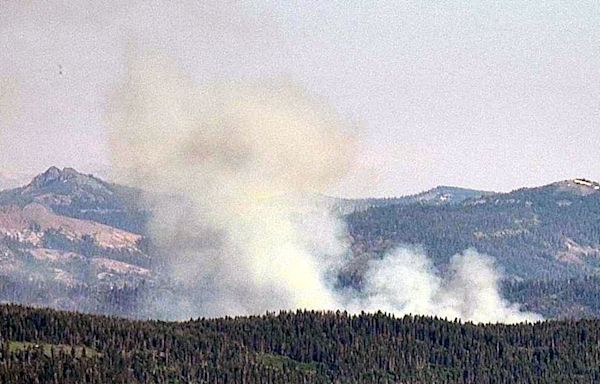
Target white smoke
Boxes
[108,52,354,318]
[349,248,542,323]
[108,52,541,323]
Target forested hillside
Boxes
[1,304,599,383]
[346,179,600,281]
[503,276,600,319]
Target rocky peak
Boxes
[0,166,145,234]
[28,166,62,188]
[25,167,105,192]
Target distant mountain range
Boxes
[333,185,494,214]
[346,177,600,280]
[1,167,600,318]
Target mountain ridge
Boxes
[1,166,600,319]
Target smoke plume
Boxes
[109,53,354,318]
[348,248,542,323]
[108,52,540,323]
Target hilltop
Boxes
[333,185,493,214]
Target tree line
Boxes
[1,304,600,383]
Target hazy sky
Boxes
[1,1,599,197]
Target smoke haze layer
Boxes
[109,53,541,323]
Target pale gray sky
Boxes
[1,1,599,197]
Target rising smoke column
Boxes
[108,52,541,323]
[108,53,354,318]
